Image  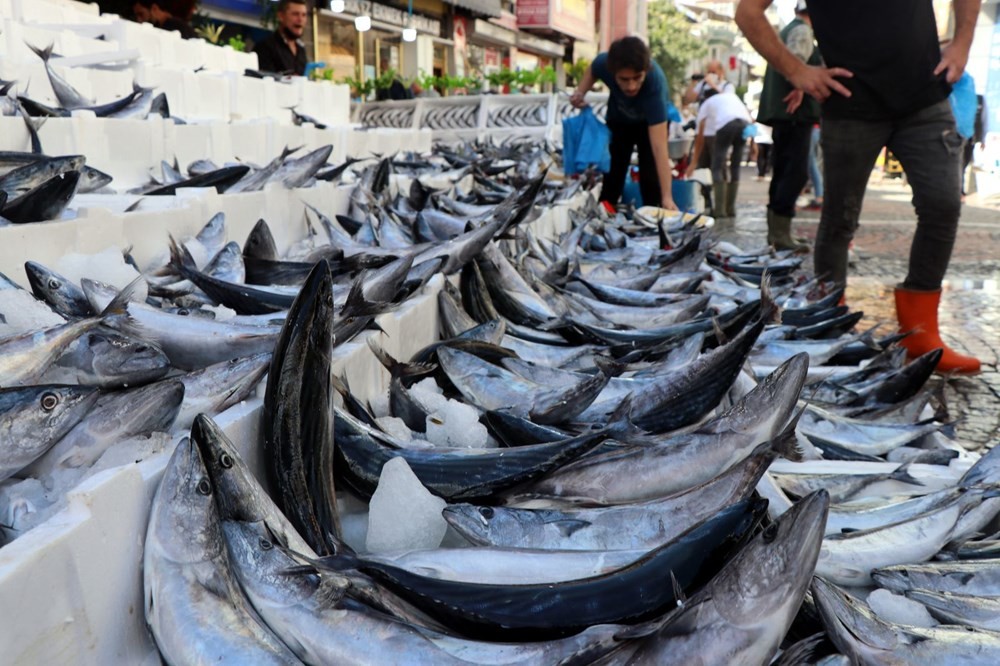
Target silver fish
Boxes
[619,490,829,666]
[143,438,301,665]
[814,576,1000,665]
[0,385,99,481]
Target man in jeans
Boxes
[687,88,752,219]
[736,0,981,375]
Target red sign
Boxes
[516,0,593,41]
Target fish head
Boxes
[727,352,809,439]
[869,566,915,594]
[147,436,224,564]
[195,212,226,249]
[0,384,99,445]
[79,167,113,192]
[192,413,270,524]
[24,260,88,316]
[441,504,533,546]
[204,242,245,281]
[811,576,902,661]
[82,330,170,387]
[712,490,829,629]
[243,219,278,260]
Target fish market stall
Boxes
[2,1,1000,665]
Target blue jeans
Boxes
[815,100,963,290]
[808,125,823,199]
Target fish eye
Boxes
[219,453,234,469]
[40,391,60,411]
[479,507,494,520]
[177,308,190,316]
[762,522,779,543]
[259,538,273,550]
[47,278,61,290]
[196,478,212,495]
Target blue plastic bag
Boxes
[562,107,611,175]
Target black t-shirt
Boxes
[807,0,951,120]
[160,16,196,40]
[253,30,308,76]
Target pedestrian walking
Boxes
[570,36,677,212]
[736,0,982,375]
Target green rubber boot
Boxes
[767,209,809,253]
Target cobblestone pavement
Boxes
[717,167,1000,450]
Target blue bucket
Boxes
[672,180,697,213]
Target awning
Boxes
[444,0,502,19]
[469,18,517,47]
[516,32,564,58]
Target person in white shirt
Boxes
[688,89,753,218]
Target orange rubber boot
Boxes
[894,287,980,375]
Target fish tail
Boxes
[166,234,198,277]
[890,462,925,487]
[27,42,53,63]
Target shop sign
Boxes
[484,47,500,67]
[471,18,516,46]
[516,0,594,42]
[340,0,441,34]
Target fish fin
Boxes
[839,527,860,534]
[27,42,54,63]
[772,407,805,463]
[99,275,146,317]
[550,519,590,537]
[758,272,780,324]
[593,356,626,378]
[124,198,143,213]
[890,461,925,487]
[670,570,688,607]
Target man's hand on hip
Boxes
[788,64,853,103]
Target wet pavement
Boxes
[719,167,1000,450]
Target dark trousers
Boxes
[816,100,963,289]
[962,139,974,195]
[601,122,662,207]
[768,120,813,218]
[757,143,773,177]
[711,119,749,184]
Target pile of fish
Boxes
[0,43,352,223]
[139,150,1000,663]
[2,136,999,663]
[10,44,171,121]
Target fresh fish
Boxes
[102,299,281,371]
[445,437,782,551]
[507,354,807,505]
[816,487,995,586]
[1,169,80,223]
[24,260,93,318]
[172,353,270,430]
[874,560,1000,597]
[0,155,85,198]
[45,329,170,388]
[770,461,924,504]
[0,385,99,481]
[813,576,1000,664]
[618,491,829,666]
[222,518,635,665]
[143,438,301,664]
[22,378,185,485]
[27,43,93,109]
[304,498,766,641]
[262,261,341,556]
